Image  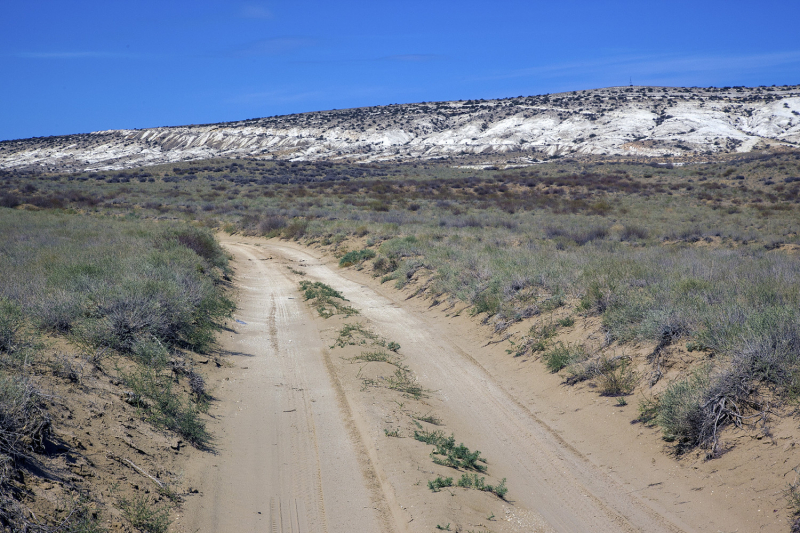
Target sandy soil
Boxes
[184,235,795,532]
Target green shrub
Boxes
[656,370,709,444]
[299,281,358,318]
[339,249,376,267]
[428,476,453,492]
[165,226,230,272]
[543,342,586,373]
[597,358,638,396]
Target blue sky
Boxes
[2,0,799,140]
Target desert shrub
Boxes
[428,476,453,492]
[656,369,709,445]
[119,494,171,533]
[282,218,308,239]
[596,357,638,395]
[0,375,50,460]
[620,224,649,241]
[339,249,376,267]
[372,256,398,275]
[0,299,23,355]
[0,210,233,355]
[165,226,229,271]
[543,342,586,373]
[256,215,287,234]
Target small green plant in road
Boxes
[384,428,401,437]
[457,474,509,499]
[428,476,454,492]
[413,413,443,425]
[350,350,406,369]
[414,430,487,471]
[385,368,427,399]
[387,341,401,352]
[299,281,358,318]
[331,323,380,348]
[435,524,451,531]
[414,429,448,445]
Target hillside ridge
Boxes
[2,85,799,171]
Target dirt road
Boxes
[184,237,765,532]
[184,241,393,533]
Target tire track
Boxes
[184,242,383,533]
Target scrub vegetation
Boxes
[0,209,232,531]
[3,148,800,527]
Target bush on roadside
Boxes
[339,249,376,267]
[543,342,587,373]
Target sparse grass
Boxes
[385,368,427,399]
[331,323,380,348]
[413,413,443,426]
[121,365,211,448]
[543,342,587,373]
[119,494,171,533]
[351,350,406,369]
[597,357,638,396]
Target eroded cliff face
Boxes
[2,85,799,171]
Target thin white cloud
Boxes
[231,37,314,57]
[229,89,325,105]
[382,54,445,62]
[475,50,800,82]
[16,51,135,59]
[241,4,273,20]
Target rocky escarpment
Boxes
[2,85,799,171]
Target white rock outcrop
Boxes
[1,85,798,171]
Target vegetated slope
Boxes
[0,210,233,531]
[1,85,799,172]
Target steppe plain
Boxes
[2,85,800,533]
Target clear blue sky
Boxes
[2,0,799,140]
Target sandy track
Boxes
[184,236,710,532]
[184,242,391,533]
[255,241,694,533]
